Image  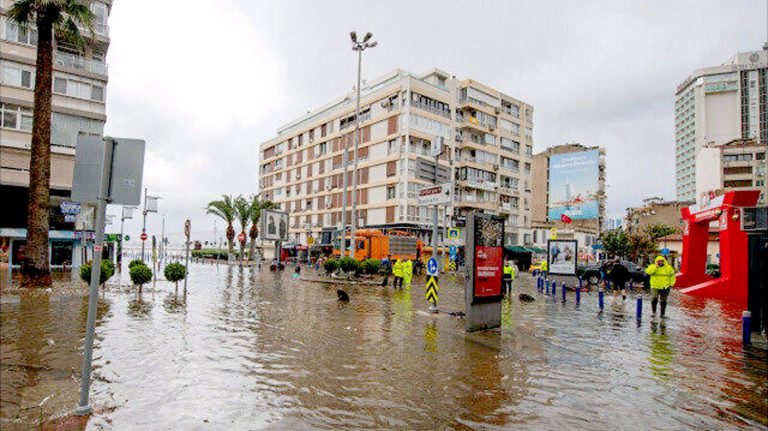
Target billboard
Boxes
[261,210,288,241]
[547,239,577,275]
[547,150,600,221]
[471,214,504,302]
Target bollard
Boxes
[598,288,604,311]
[552,281,556,297]
[537,277,543,292]
[742,311,752,345]
[546,279,550,295]
[561,282,566,302]
[636,294,642,320]
[578,276,583,291]
[576,284,581,304]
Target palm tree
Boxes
[247,196,279,261]
[233,196,250,263]
[9,0,93,288]
[206,195,237,257]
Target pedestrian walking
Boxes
[380,254,392,287]
[608,257,629,300]
[645,255,676,317]
[403,259,413,289]
[393,258,404,289]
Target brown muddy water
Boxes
[1,264,766,430]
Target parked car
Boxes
[577,260,649,288]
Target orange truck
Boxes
[332,229,423,261]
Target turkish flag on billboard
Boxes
[561,213,573,224]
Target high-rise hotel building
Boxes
[259,68,534,246]
[1,0,112,265]
[675,48,767,202]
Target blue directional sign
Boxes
[427,257,439,276]
[661,247,670,255]
[449,245,457,258]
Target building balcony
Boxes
[54,52,108,76]
[458,178,497,191]
[499,186,519,196]
[458,117,492,133]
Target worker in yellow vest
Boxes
[503,260,515,295]
[393,259,404,289]
[540,259,548,278]
[403,259,413,289]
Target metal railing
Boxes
[54,52,108,75]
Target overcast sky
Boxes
[103,0,766,245]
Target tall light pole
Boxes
[348,31,377,256]
[141,189,159,262]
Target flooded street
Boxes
[2,263,766,430]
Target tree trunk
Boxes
[248,224,258,261]
[226,224,235,256]
[239,231,246,264]
[20,19,54,288]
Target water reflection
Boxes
[0,266,766,430]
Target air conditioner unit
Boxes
[494,107,501,114]
[326,184,333,191]
[325,201,333,209]
[381,100,390,108]
[493,164,499,170]
[489,125,496,132]
[296,173,302,179]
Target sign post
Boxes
[71,136,145,416]
[426,256,439,313]
[465,212,504,332]
[184,219,190,294]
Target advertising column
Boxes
[465,212,505,332]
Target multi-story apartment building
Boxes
[696,138,767,205]
[624,197,690,234]
[675,48,767,202]
[259,68,534,247]
[0,0,112,266]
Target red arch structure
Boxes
[676,190,761,308]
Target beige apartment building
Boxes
[625,197,690,234]
[259,68,534,247]
[0,0,112,265]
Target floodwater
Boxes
[1,263,766,430]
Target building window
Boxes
[0,103,33,131]
[1,61,34,89]
[1,18,38,45]
[52,75,105,102]
[387,185,396,199]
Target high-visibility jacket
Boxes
[645,256,676,290]
[403,260,413,279]
[503,264,514,279]
[393,260,403,278]
[540,260,548,272]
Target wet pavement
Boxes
[1,263,766,430]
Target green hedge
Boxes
[338,256,359,274]
[164,262,186,283]
[191,248,232,259]
[323,258,339,273]
[128,259,146,269]
[130,263,152,287]
[361,259,381,275]
[80,260,115,286]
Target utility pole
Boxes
[141,188,147,261]
[348,31,377,257]
[432,144,440,270]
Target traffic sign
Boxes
[425,276,439,304]
[140,232,147,241]
[427,257,438,276]
[661,247,670,255]
[447,228,460,239]
[124,235,130,241]
[418,183,452,206]
[184,219,191,238]
[449,245,457,258]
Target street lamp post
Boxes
[348,31,377,257]
[140,189,159,262]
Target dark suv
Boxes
[577,260,649,288]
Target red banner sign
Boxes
[473,245,503,298]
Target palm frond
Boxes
[7,0,36,25]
